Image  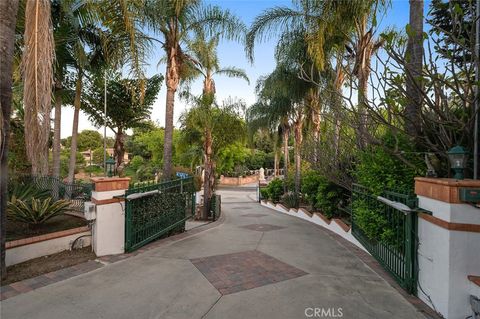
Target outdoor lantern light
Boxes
[106,156,116,177]
[447,146,468,180]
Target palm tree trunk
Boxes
[67,70,82,184]
[163,87,175,180]
[163,41,180,180]
[405,0,424,138]
[52,81,62,178]
[273,146,278,177]
[23,0,54,176]
[114,127,125,169]
[293,118,303,206]
[202,129,213,220]
[0,0,20,282]
[282,124,289,193]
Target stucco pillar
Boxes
[414,177,480,319]
[89,177,130,256]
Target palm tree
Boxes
[0,0,20,281]
[22,0,55,175]
[62,0,152,183]
[186,32,249,218]
[66,26,106,184]
[250,64,311,201]
[181,97,247,216]
[405,0,424,138]
[247,0,385,149]
[144,0,246,179]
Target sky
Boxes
[59,0,416,139]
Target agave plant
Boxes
[8,183,50,202]
[7,197,71,226]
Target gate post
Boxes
[89,177,130,256]
[414,177,480,319]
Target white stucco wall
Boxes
[417,196,480,319]
[260,201,367,252]
[6,231,91,266]
[92,202,125,256]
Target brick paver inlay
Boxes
[241,213,268,218]
[190,250,307,295]
[240,223,286,232]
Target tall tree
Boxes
[180,97,247,215]
[405,0,424,138]
[64,0,153,182]
[144,0,245,179]
[83,74,162,169]
[186,32,249,218]
[22,0,55,175]
[0,0,20,281]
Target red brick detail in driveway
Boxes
[241,214,268,218]
[190,250,307,295]
[0,260,102,301]
[240,224,286,232]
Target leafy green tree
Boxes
[216,143,250,175]
[73,130,103,152]
[82,74,162,168]
[180,98,247,217]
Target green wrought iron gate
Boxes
[351,184,418,294]
[124,177,195,252]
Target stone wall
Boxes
[219,174,259,186]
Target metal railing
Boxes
[210,194,221,221]
[9,175,93,212]
[351,184,418,294]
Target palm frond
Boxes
[214,67,250,85]
[246,6,307,62]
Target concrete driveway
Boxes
[1,186,426,319]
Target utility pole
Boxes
[104,71,107,176]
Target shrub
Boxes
[353,131,424,194]
[7,197,71,226]
[314,177,346,219]
[244,150,267,170]
[281,191,299,208]
[263,178,284,203]
[301,170,323,208]
[352,199,390,241]
[129,155,145,171]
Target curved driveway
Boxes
[1,186,426,319]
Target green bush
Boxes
[301,170,323,208]
[262,178,284,203]
[244,150,266,170]
[353,131,424,194]
[7,197,71,226]
[314,178,345,219]
[352,199,390,241]
[281,191,299,208]
[129,155,145,171]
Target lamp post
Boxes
[447,146,469,180]
[106,156,116,177]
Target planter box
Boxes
[6,226,91,266]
